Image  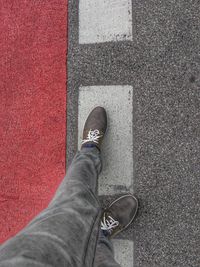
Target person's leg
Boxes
[0,106,138,267]
[94,230,121,267]
[0,106,107,267]
[0,147,102,267]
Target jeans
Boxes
[0,147,120,267]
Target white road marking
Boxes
[78,85,133,195]
[79,0,133,44]
[113,239,134,267]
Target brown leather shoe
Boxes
[81,106,107,151]
[101,194,138,238]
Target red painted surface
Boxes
[0,0,67,243]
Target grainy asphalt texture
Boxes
[67,0,200,266]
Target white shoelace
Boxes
[82,129,103,144]
[101,214,119,234]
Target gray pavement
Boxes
[67,0,200,266]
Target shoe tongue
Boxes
[107,206,124,227]
[104,210,123,236]
[106,210,121,226]
[106,210,116,220]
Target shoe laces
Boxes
[82,129,103,144]
[101,213,119,234]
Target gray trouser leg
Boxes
[0,147,121,267]
[94,230,121,267]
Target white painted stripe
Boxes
[78,85,133,195]
[113,239,134,267]
[79,0,133,44]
